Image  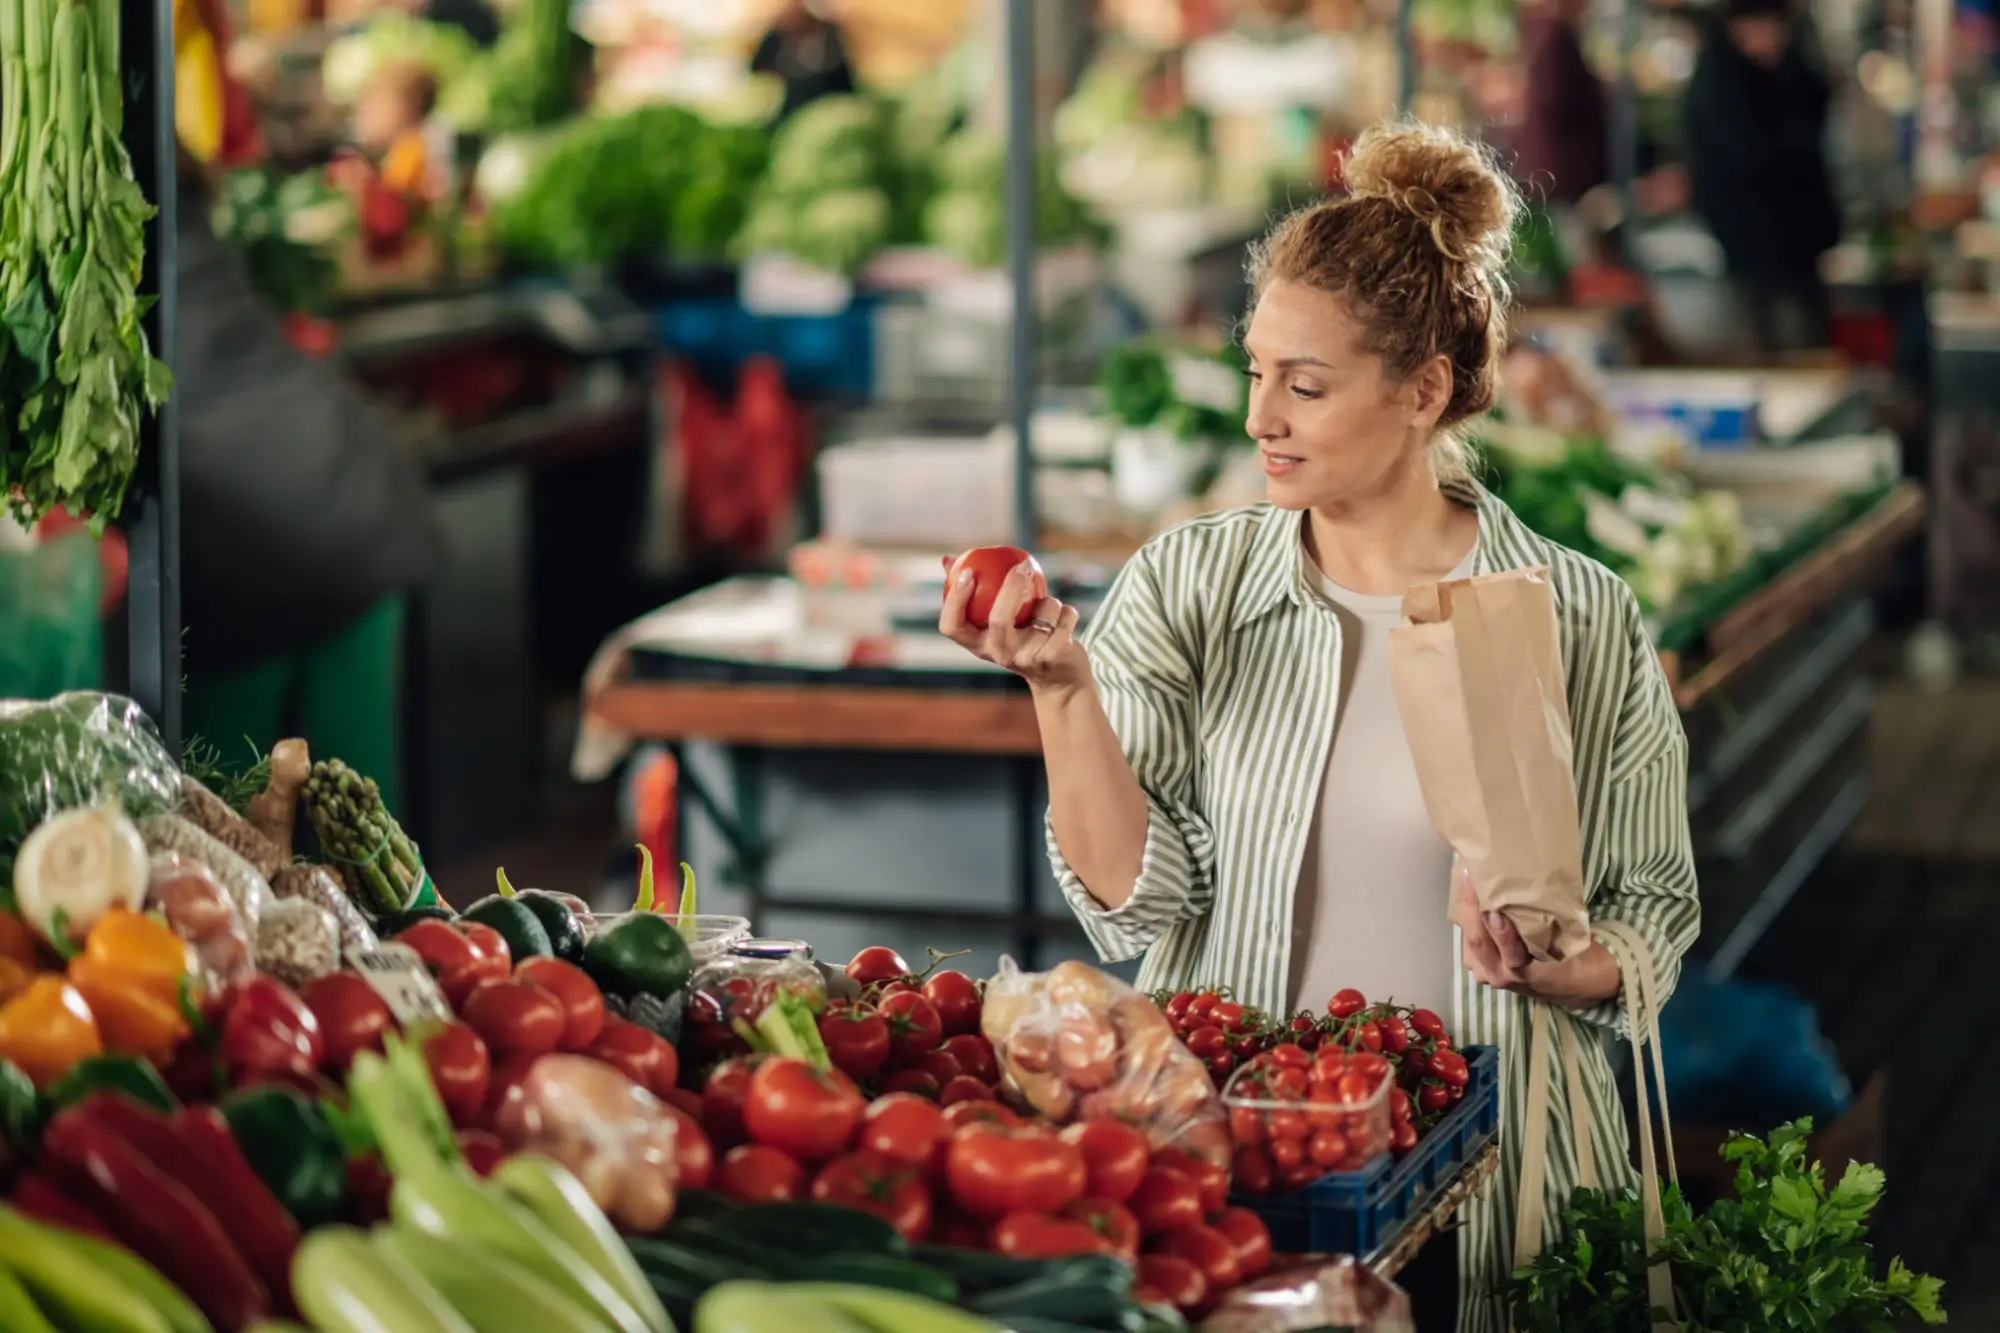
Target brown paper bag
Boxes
[1387,566,1591,963]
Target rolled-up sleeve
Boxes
[1047,549,1214,962]
[1573,596,1701,1035]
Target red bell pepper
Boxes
[8,1171,120,1243]
[219,977,324,1087]
[40,1103,272,1331]
[178,1106,300,1312]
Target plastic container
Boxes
[585,912,751,964]
[1222,1051,1394,1195]
[682,940,826,1065]
[1236,1044,1500,1259]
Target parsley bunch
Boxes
[1507,1119,1945,1332]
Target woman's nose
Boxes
[1245,384,1283,442]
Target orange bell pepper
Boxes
[66,910,192,1066]
[0,976,102,1087]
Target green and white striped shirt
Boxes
[1048,480,1700,1332]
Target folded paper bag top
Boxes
[1387,565,1593,965]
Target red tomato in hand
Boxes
[1158,1224,1244,1303]
[744,1058,865,1162]
[921,971,982,1037]
[844,946,912,987]
[717,1144,804,1203]
[585,1017,680,1101]
[943,545,1046,630]
[1137,1254,1209,1313]
[940,1034,999,1085]
[1059,1196,1140,1259]
[300,973,395,1074]
[812,1150,933,1242]
[460,978,566,1058]
[1058,1119,1151,1204]
[859,1093,951,1173]
[1127,1164,1205,1236]
[819,1006,893,1081]
[418,1021,490,1128]
[990,1210,1109,1259]
[877,991,944,1064]
[513,958,605,1051]
[665,1106,714,1190]
[1155,1148,1229,1218]
[702,1054,767,1149]
[1213,1207,1273,1279]
[944,1127,1088,1219]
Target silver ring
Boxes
[1029,617,1058,633]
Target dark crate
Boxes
[1237,1044,1500,1259]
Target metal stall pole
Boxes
[1394,0,1418,114]
[120,0,182,754]
[1004,0,1043,966]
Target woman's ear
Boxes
[1406,354,1454,430]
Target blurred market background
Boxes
[6,0,2000,1318]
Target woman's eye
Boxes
[1245,369,1263,384]
[1291,385,1322,401]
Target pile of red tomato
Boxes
[1224,1044,1396,1194]
[696,1050,1273,1317]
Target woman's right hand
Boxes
[940,559,1090,696]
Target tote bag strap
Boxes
[1510,923,1677,1333]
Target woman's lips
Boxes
[1262,451,1305,478]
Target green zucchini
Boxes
[773,1253,957,1303]
[908,1245,1048,1293]
[966,1260,1135,1327]
[626,1237,769,1286]
[659,1219,790,1271]
[707,1203,908,1257]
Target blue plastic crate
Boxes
[653,297,874,399]
[1236,1044,1500,1258]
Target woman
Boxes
[941,124,1698,1330]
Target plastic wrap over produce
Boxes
[981,958,1231,1167]
[489,1053,681,1233]
[0,691,180,873]
[1203,1256,1415,1333]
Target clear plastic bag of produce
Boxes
[146,851,256,984]
[135,813,274,941]
[684,941,824,1067]
[488,1053,680,1232]
[0,691,181,876]
[1223,1050,1393,1196]
[980,957,1231,1167]
[1203,1256,1414,1333]
[255,897,342,990]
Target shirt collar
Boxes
[1229,477,1555,629]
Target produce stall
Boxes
[0,689,1945,1332]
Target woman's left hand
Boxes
[1457,870,1622,1009]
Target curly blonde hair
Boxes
[1247,121,1521,486]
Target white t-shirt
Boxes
[1285,540,1478,1018]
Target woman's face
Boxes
[1243,279,1450,511]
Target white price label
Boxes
[344,942,453,1026]
[1167,354,1244,415]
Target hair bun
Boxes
[1342,122,1519,273]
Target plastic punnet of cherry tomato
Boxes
[1221,1042,1396,1195]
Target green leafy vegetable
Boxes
[1507,1119,1945,1332]
[0,0,171,526]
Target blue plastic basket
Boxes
[653,297,875,399]
[1236,1044,1501,1259]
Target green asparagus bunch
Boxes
[302,758,423,916]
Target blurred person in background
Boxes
[177,147,441,809]
[1512,0,1609,205]
[1682,0,1840,356]
[752,0,857,122]
[172,0,438,803]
